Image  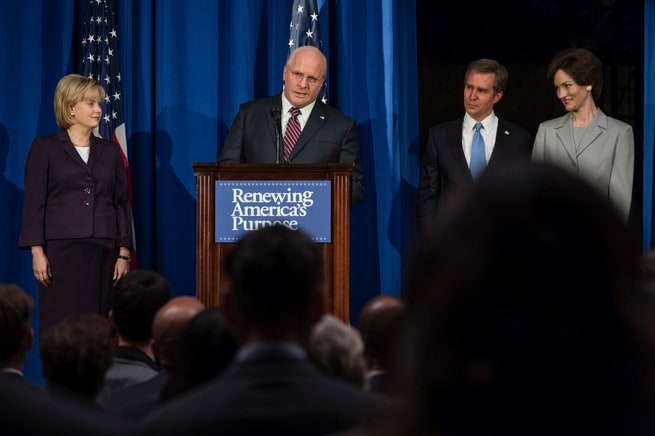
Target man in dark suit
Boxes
[219,45,364,204]
[416,58,532,233]
[97,296,206,419]
[141,225,388,436]
[95,269,172,403]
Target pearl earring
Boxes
[71,112,75,116]
[586,86,592,91]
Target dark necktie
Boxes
[470,122,486,180]
[284,107,301,162]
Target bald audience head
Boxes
[152,296,205,371]
[358,295,407,372]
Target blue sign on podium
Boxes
[215,180,331,243]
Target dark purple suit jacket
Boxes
[19,130,133,248]
[219,94,364,204]
[416,115,533,231]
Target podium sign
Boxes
[194,163,352,323]
[215,180,331,242]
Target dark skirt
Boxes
[38,238,116,336]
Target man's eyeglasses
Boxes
[289,70,322,87]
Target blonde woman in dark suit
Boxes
[532,48,634,223]
[19,74,133,335]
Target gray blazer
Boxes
[532,109,634,222]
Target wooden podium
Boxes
[193,163,353,323]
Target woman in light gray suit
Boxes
[532,48,634,223]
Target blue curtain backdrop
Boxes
[645,0,655,250]
[0,0,418,385]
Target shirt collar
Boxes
[281,93,316,119]
[236,340,307,362]
[464,111,497,132]
[1,367,24,377]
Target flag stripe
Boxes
[78,0,138,263]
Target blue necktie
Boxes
[470,122,486,180]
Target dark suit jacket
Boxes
[19,130,133,248]
[96,347,160,404]
[219,94,365,204]
[416,115,532,231]
[141,348,390,436]
[0,375,137,436]
[98,371,170,421]
[367,371,394,396]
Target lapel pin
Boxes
[320,115,325,120]
[504,130,510,135]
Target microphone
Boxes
[271,106,282,164]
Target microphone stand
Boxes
[271,107,282,164]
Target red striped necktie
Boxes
[284,107,301,162]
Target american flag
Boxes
[78,0,137,267]
[288,0,327,103]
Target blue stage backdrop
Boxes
[1,0,653,387]
[645,0,655,250]
[0,0,419,385]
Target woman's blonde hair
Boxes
[53,74,105,129]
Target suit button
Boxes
[84,187,91,194]
[86,176,91,182]
[84,200,91,207]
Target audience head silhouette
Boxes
[182,307,237,387]
[308,314,367,388]
[40,312,114,399]
[152,296,206,372]
[393,160,645,435]
[0,283,34,374]
[224,224,324,342]
[109,269,173,344]
[357,294,407,395]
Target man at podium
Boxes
[219,46,364,204]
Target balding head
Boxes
[357,295,407,370]
[152,296,205,369]
[283,45,327,108]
